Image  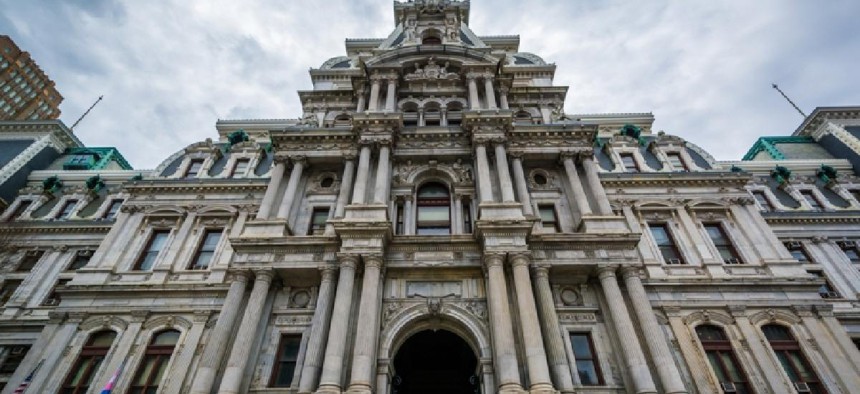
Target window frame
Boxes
[128,330,180,394]
[134,230,170,271]
[752,190,774,212]
[785,242,812,263]
[619,153,640,173]
[703,222,743,264]
[415,182,452,236]
[188,229,223,270]
[837,241,860,264]
[665,152,688,171]
[231,158,250,178]
[17,250,44,272]
[537,204,560,233]
[269,334,303,387]
[760,324,824,393]
[61,330,117,394]
[185,159,204,179]
[103,199,123,219]
[307,207,330,236]
[568,332,604,386]
[647,222,685,265]
[56,199,78,220]
[694,325,752,393]
[799,190,823,211]
[8,199,32,220]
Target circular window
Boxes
[320,177,334,188]
[533,174,548,185]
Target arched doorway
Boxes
[392,329,479,394]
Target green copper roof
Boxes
[62,147,133,170]
[741,136,814,161]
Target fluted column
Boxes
[494,141,516,202]
[510,153,533,215]
[218,270,274,394]
[620,267,686,393]
[596,267,656,394]
[499,87,510,110]
[484,76,497,109]
[581,154,613,215]
[191,272,250,394]
[368,78,381,111]
[373,142,391,204]
[351,144,372,205]
[475,142,493,203]
[298,267,339,393]
[346,256,385,394]
[257,159,287,219]
[509,254,554,393]
[276,156,306,220]
[334,156,356,219]
[385,79,397,112]
[467,74,480,110]
[484,254,524,393]
[561,152,592,216]
[532,266,574,392]
[316,256,359,394]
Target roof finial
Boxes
[772,83,806,118]
[70,95,104,131]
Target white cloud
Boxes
[2,0,858,168]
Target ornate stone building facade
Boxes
[1,1,859,394]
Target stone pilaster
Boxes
[346,256,385,394]
[664,307,714,392]
[218,269,274,394]
[351,144,373,205]
[277,156,306,220]
[190,271,250,394]
[484,254,524,393]
[298,266,339,393]
[257,158,287,220]
[793,305,860,391]
[509,254,554,393]
[596,266,656,394]
[316,256,359,394]
[620,267,687,393]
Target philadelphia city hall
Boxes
[1,1,860,393]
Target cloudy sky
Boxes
[2,0,858,169]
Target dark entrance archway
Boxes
[392,329,479,394]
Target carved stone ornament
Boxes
[403,57,459,81]
[290,290,311,308]
[463,300,487,320]
[383,301,402,323]
[559,287,581,306]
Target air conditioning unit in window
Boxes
[786,241,802,249]
[10,346,26,355]
[667,258,683,265]
[837,241,855,248]
[794,382,812,393]
[42,298,59,306]
[724,258,742,265]
[821,291,840,299]
[720,382,738,393]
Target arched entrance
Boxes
[391,329,479,394]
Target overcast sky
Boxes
[2,0,858,169]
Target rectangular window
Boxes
[752,191,773,212]
[666,153,687,171]
[785,242,811,263]
[0,280,21,305]
[17,251,43,272]
[800,190,822,211]
[850,190,860,205]
[569,333,602,386]
[704,223,742,264]
[462,200,472,234]
[395,203,404,235]
[0,345,30,374]
[270,334,302,387]
[68,251,92,270]
[307,208,330,236]
[104,199,123,219]
[538,205,559,233]
[43,279,70,306]
[57,199,78,219]
[232,159,250,177]
[135,231,170,270]
[648,223,684,264]
[189,230,222,270]
[838,241,860,263]
[185,159,204,179]
[808,271,840,299]
[9,200,31,220]
[620,153,639,173]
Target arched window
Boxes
[129,329,180,394]
[761,324,824,393]
[422,36,442,45]
[61,330,117,394]
[416,183,451,235]
[514,110,532,125]
[694,325,751,393]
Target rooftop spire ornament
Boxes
[772,84,807,118]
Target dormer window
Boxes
[232,159,250,178]
[800,190,822,211]
[620,154,639,173]
[185,159,204,179]
[666,153,687,171]
[64,153,98,170]
[57,200,77,220]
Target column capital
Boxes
[363,254,385,269]
[531,265,550,278]
[253,269,275,283]
[508,252,531,267]
[465,72,481,81]
[342,153,357,162]
[229,270,251,283]
[579,151,596,162]
[337,254,360,270]
[558,150,577,163]
[813,303,834,317]
[47,311,67,324]
[508,150,524,160]
[273,153,291,164]
[319,265,338,282]
[131,310,150,322]
[482,253,505,268]
[491,137,508,146]
[811,235,830,244]
[595,265,617,280]
[472,136,491,146]
[619,266,644,280]
[290,155,308,166]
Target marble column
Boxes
[561,153,592,216]
[385,79,397,112]
[346,256,385,394]
[404,198,414,235]
[298,267,339,393]
[373,142,391,204]
[581,154,613,215]
[620,268,687,393]
[316,256,359,393]
[596,267,656,393]
[356,88,367,113]
[190,272,250,394]
[334,157,356,219]
[532,266,575,392]
[351,144,372,205]
[510,153,534,215]
[218,270,274,394]
[468,75,480,110]
[494,141,516,203]
[484,254,524,393]
[499,87,510,110]
[453,194,463,234]
[509,254,554,392]
[368,79,381,111]
[484,76,497,109]
[475,142,493,203]
[276,156,306,220]
[256,159,287,220]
